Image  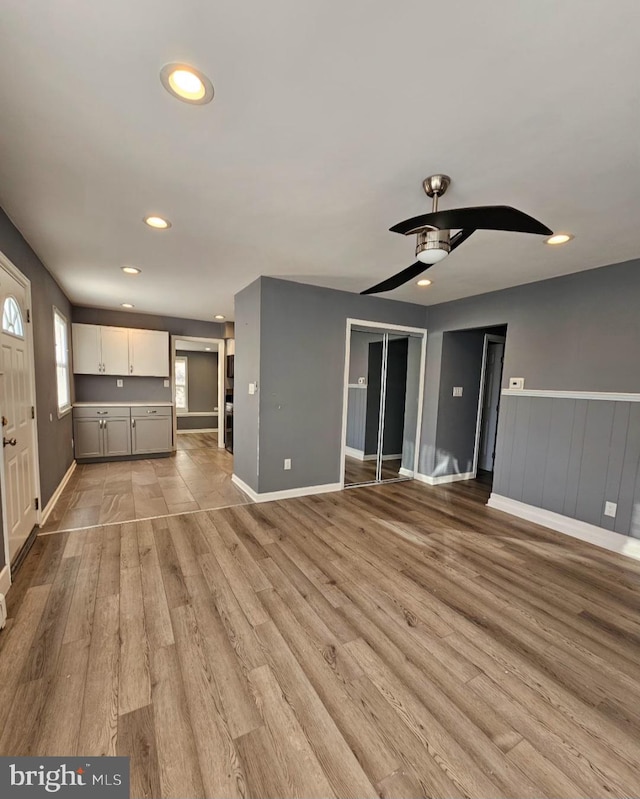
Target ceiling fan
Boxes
[361,174,553,295]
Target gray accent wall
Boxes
[0,208,74,570]
[433,329,485,476]
[234,280,261,492]
[494,396,640,537]
[234,277,426,494]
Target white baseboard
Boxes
[176,428,218,434]
[487,493,640,562]
[412,470,475,486]
[40,460,77,525]
[0,563,11,597]
[399,467,413,477]
[232,474,342,504]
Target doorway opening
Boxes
[0,251,41,583]
[340,319,427,488]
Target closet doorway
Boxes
[341,320,426,488]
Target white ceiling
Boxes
[1,1,639,322]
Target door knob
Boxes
[3,437,17,447]
[1,416,7,427]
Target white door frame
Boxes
[340,318,427,489]
[471,333,506,478]
[170,335,226,448]
[0,249,42,583]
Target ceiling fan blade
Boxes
[360,229,476,295]
[360,261,432,295]
[390,205,552,237]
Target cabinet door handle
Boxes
[132,418,136,428]
[96,411,108,415]
[130,364,133,374]
[147,410,157,414]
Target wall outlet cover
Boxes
[604,501,617,518]
[163,379,170,388]
[452,386,463,397]
[509,377,525,389]
[249,382,257,395]
[116,379,124,388]
[284,458,292,470]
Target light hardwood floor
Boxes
[2,478,640,798]
[40,432,249,533]
[344,456,403,485]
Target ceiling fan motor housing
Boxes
[416,227,451,264]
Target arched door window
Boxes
[2,296,24,337]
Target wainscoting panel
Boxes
[494,395,640,537]
[346,386,367,451]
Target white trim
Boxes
[486,493,640,562]
[412,470,475,486]
[347,383,367,389]
[344,447,402,462]
[40,460,77,525]
[399,467,414,477]
[501,389,640,402]
[232,473,341,503]
[176,427,218,434]
[176,410,219,417]
[340,318,427,490]
[0,563,11,596]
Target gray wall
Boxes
[421,259,640,478]
[345,388,367,451]
[176,350,218,431]
[495,396,640,537]
[0,208,74,570]
[234,280,261,492]
[433,329,485,476]
[234,277,426,494]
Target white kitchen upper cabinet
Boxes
[101,327,130,375]
[72,324,102,374]
[129,329,169,376]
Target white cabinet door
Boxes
[101,327,130,375]
[72,324,101,374]
[129,329,169,376]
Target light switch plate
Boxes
[248,382,256,395]
[452,386,463,397]
[509,377,525,389]
[604,501,617,518]
[284,458,292,470]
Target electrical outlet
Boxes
[604,501,617,518]
[284,458,292,470]
[452,386,463,397]
[163,379,170,388]
[116,379,123,388]
[509,377,525,389]
[249,382,257,395]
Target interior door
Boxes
[478,340,505,471]
[1,269,38,562]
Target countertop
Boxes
[73,401,174,408]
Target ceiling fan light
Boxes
[416,229,450,264]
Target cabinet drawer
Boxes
[131,406,172,418]
[73,406,131,419]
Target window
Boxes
[53,308,71,414]
[2,296,24,337]
[175,356,188,411]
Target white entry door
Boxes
[1,264,38,562]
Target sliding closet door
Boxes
[344,329,384,486]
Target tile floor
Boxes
[40,432,250,532]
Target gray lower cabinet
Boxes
[73,413,131,459]
[131,407,172,455]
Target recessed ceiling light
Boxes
[205,347,211,351]
[160,63,214,105]
[121,303,135,309]
[545,232,574,245]
[144,215,171,229]
[121,266,141,275]
[417,278,432,287]
[214,314,225,320]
